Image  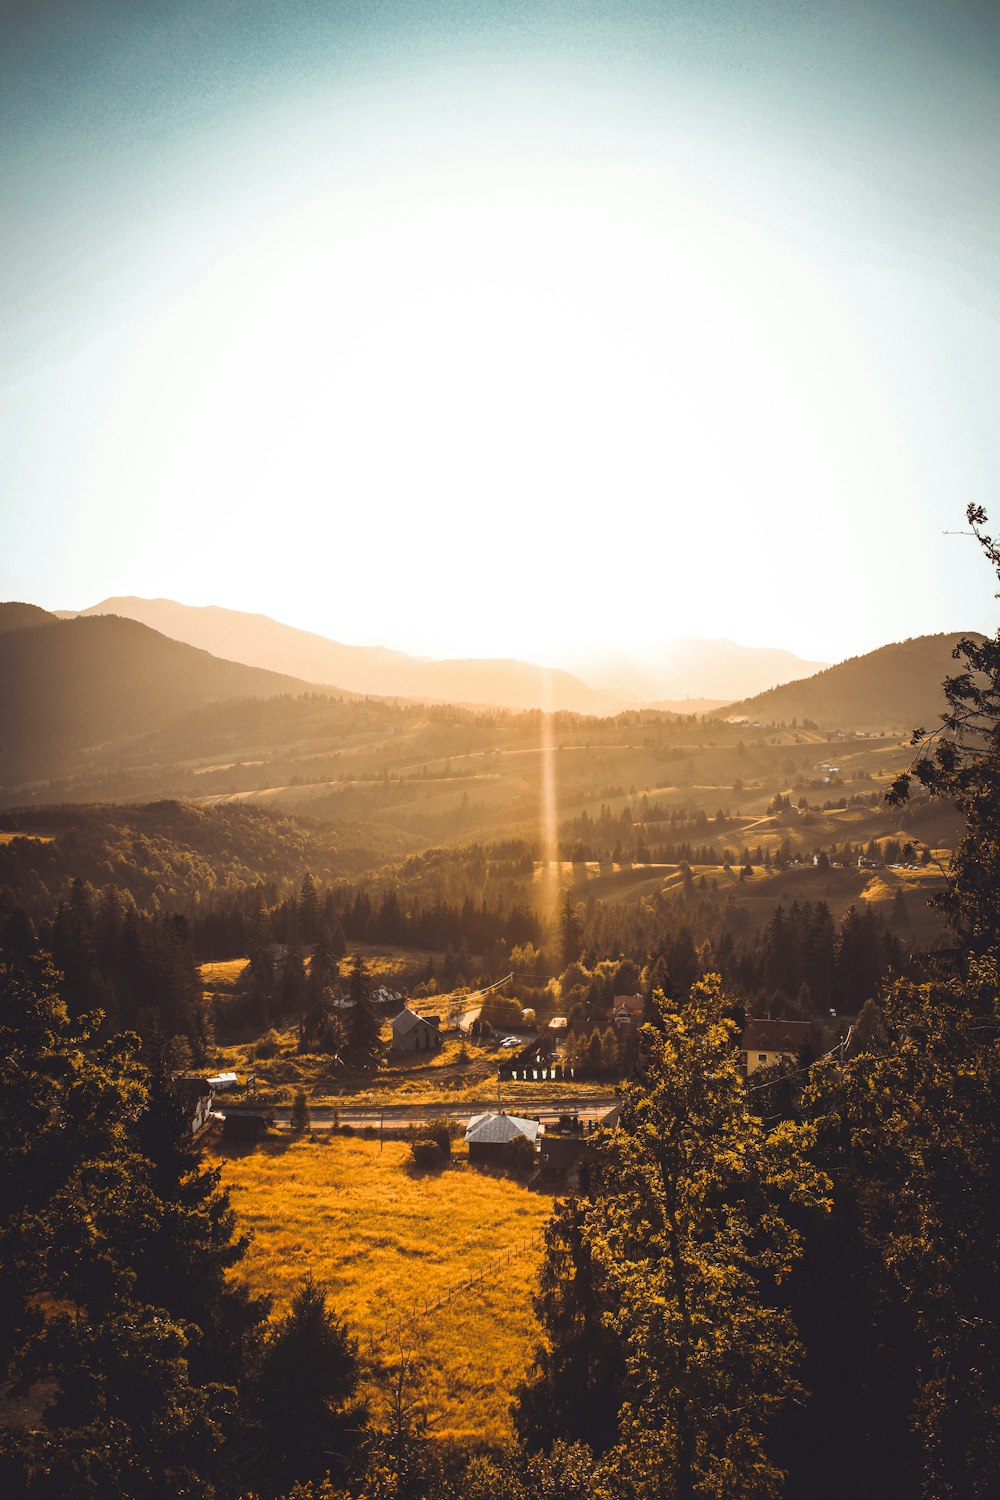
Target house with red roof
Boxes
[742,1017,811,1076]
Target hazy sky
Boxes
[3,0,1000,666]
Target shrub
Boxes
[409,1137,443,1170]
[290,1089,311,1134]
[423,1116,460,1158]
[407,1117,458,1169]
[254,1028,283,1060]
[506,1134,537,1176]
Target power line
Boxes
[744,1025,853,1096]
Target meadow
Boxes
[211,1133,555,1443]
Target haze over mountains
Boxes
[0,599,978,817]
[552,638,829,707]
[62,597,827,712]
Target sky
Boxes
[3,0,1000,668]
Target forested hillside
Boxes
[720,632,980,731]
[0,609,334,782]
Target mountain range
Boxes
[0,600,981,809]
[60,596,827,712]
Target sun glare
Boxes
[539,668,560,943]
[74,129,941,658]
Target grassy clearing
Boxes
[199,958,250,991]
[211,1134,554,1442]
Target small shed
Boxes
[742,1018,811,1076]
[391,1007,444,1053]
[464,1110,540,1165]
[205,1071,239,1092]
[221,1105,276,1142]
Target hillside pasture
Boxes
[212,1133,553,1443]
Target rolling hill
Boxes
[0,601,57,633]
[718,632,983,732]
[0,607,334,783]
[63,597,611,714]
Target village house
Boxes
[742,1017,811,1076]
[391,1006,444,1053]
[464,1110,540,1165]
[172,1075,215,1136]
[611,993,645,1029]
[374,986,405,1009]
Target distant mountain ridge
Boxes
[554,636,829,703]
[717,633,984,731]
[63,597,610,714]
[63,597,826,710]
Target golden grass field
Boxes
[199,958,250,990]
[211,1133,555,1443]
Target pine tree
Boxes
[250,1278,362,1495]
[344,955,382,1068]
[820,962,1000,1499]
[299,873,321,945]
[0,949,270,1497]
[560,892,583,970]
[516,1184,625,1455]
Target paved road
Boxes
[261,1095,618,1130]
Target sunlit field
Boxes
[211,1134,555,1442]
[199,958,250,990]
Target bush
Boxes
[480,995,523,1031]
[407,1116,459,1169]
[507,1134,537,1176]
[409,1137,443,1170]
[254,1028,283,1060]
[290,1089,311,1133]
[423,1116,460,1158]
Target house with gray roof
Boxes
[391,1006,444,1053]
[464,1110,540,1165]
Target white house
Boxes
[391,1007,444,1053]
